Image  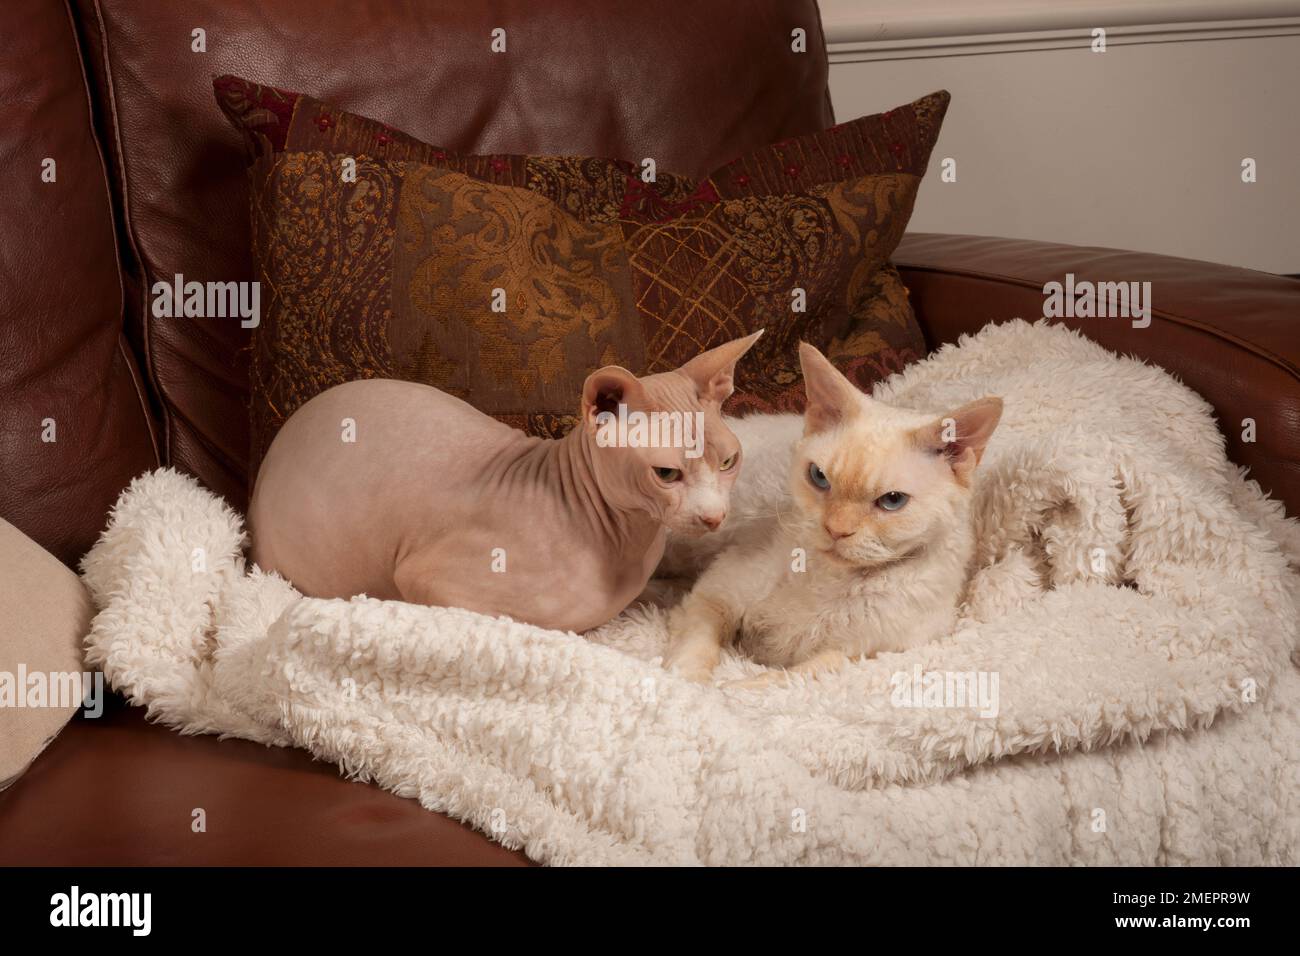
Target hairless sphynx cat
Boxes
[249,332,762,632]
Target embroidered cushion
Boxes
[215,75,947,476]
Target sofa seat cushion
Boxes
[0,695,530,865]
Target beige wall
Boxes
[823,0,1300,273]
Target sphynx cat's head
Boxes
[789,342,1002,569]
[580,331,763,535]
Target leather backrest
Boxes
[0,0,157,566]
[74,0,834,509]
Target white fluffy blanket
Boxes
[81,321,1300,865]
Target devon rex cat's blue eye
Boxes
[877,491,909,511]
[808,463,830,490]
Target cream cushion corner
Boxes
[0,517,93,790]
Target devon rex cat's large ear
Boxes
[677,329,764,403]
[919,397,1004,485]
[798,342,863,433]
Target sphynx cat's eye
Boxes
[876,491,909,511]
[808,462,830,490]
[720,452,739,471]
[653,466,683,483]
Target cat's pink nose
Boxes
[698,514,724,531]
[825,524,854,540]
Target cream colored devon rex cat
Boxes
[250,332,762,633]
[664,343,1002,688]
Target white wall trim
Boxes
[821,0,1300,61]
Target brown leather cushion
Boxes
[215,76,941,475]
[0,0,157,567]
[0,695,532,865]
[74,0,836,510]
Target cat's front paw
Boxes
[674,664,717,684]
[663,645,719,684]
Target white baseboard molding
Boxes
[820,0,1300,61]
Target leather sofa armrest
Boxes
[894,233,1300,517]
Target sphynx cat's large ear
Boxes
[799,342,863,433]
[677,329,764,404]
[581,365,645,435]
[916,397,1003,486]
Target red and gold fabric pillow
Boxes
[215,75,947,476]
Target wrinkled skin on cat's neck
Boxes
[249,333,760,633]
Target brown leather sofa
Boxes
[1,0,1296,865]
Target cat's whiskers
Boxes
[745,502,803,538]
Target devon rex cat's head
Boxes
[579,331,763,535]
[791,342,1002,568]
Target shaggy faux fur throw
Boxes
[82,321,1300,865]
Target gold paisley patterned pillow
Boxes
[215,76,946,477]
